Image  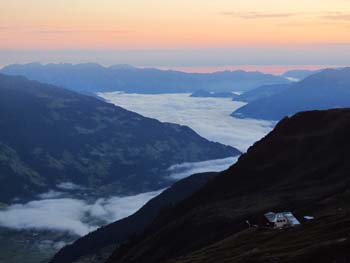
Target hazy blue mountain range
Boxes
[0,74,239,202]
[282,69,322,81]
[236,83,292,103]
[102,109,350,263]
[0,63,290,94]
[232,68,350,120]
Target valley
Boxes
[1,1,350,262]
[99,93,274,152]
[0,74,246,263]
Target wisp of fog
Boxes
[168,156,239,180]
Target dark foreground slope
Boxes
[233,68,350,120]
[50,172,217,263]
[0,63,289,94]
[0,74,238,202]
[107,109,350,263]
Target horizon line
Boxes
[0,62,344,75]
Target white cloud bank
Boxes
[168,156,239,180]
[99,93,274,152]
[0,190,163,236]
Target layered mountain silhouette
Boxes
[0,63,289,94]
[233,68,350,120]
[282,69,321,81]
[0,74,239,202]
[236,83,292,103]
[78,108,350,263]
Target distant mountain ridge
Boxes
[233,68,350,120]
[282,69,322,81]
[236,83,292,103]
[0,73,239,202]
[0,63,290,94]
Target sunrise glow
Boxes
[1,0,350,50]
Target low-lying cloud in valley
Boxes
[1,154,240,237]
[0,189,163,236]
[99,93,274,152]
[168,157,239,180]
[0,155,240,240]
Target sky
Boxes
[1,0,350,71]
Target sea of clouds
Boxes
[0,155,241,237]
[0,188,163,236]
[99,93,274,152]
[0,153,240,236]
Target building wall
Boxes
[274,217,288,228]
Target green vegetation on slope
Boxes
[0,74,239,202]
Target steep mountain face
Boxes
[236,84,292,103]
[232,68,350,120]
[0,63,289,94]
[50,172,217,263]
[0,74,239,202]
[106,109,350,263]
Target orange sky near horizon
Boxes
[1,0,350,50]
